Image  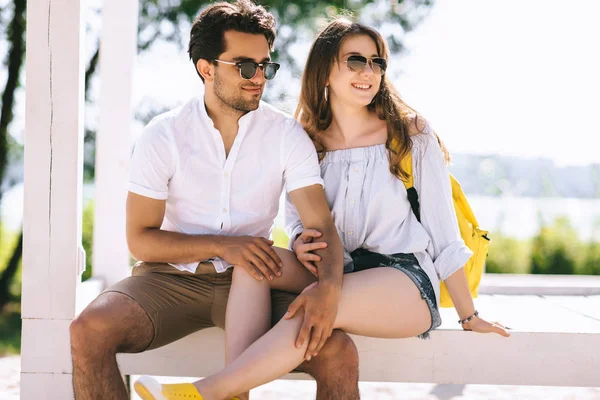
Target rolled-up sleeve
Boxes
[413,126,473,281]
[280,121,324,193]
[128,120,177,200]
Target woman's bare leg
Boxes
[224,247,317,398]
[200,267,431,400]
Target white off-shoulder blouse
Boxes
[284,122,473,307]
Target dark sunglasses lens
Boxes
[264,63,279,80]
[372,58,387,75]
[346,55,367,72]
[239,62,258,79]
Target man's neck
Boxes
[204,90,247,141]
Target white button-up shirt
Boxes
[128,97,323,273]
[285,122,473,307]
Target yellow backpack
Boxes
[400,154,490,308]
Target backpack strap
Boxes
[400,153,421,222]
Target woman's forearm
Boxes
[443,267,476,320]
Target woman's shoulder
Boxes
[406,114,436,149]
[406,114,429,137]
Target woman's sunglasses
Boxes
[343,55,387,76]
[213,59,281,80]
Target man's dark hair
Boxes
[188,0,277,82]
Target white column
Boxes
[21,0,85,398]
[93,0,139,286]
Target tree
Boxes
[0,0,26,311]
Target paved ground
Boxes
[3,356,600,399]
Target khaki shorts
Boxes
[104,261,297,351]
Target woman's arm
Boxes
[413,124,509,336]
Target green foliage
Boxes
[0,310,21,355]
[0,226,21,355]
[530,216,579,275]
[579,241,600,275]
[0,226,22,299]
[81,200,95,281]
[485,234,531,274]
[486,216,599,275]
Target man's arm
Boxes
[126,192,223,263]
[285,184,345,360]
[287,185,344,288]
[125,192,282,279]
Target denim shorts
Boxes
[346,248,442,339]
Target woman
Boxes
[135,18,509,400]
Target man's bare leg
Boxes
[297,330,360,400]
[70,292,154,400]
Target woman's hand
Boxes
[462,316,510,337]
[292,229,328,277]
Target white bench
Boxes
[22,276,596,392]
[23,277,600,397]
[114,288,600,388]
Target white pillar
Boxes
[21,0,85,398]
[93,0,139,286]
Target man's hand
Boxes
[284,281,341,361]
[292,229,328,277]
[219,236,283,281]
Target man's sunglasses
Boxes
[213,59,281,80]
[343,55,387,76]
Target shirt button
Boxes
[348,231,353,235]
[222,208,228,213]
[350,200,355,205]
[354,168,359,173]
[224,171,230,177]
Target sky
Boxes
[394,0,600,166]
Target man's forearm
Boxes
[129,228,223,264]
[311,223,344,289]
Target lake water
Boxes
[3,183,600,241]
[274,194,600,241]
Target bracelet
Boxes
[458,310,479,325]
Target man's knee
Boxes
[70,292,153,357]
[70,310,114,360]
[301,330,359,379]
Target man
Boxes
[69,1,360,399]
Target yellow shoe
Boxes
[134,375,241,400]
[162,383,204,399]
[133,375,168,400]
[134,375,203,399]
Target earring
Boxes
[324,86,329,102]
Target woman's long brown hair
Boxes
[295,18,450,181]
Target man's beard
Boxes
[214,73,261,113]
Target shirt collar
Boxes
[196,96,262,130]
